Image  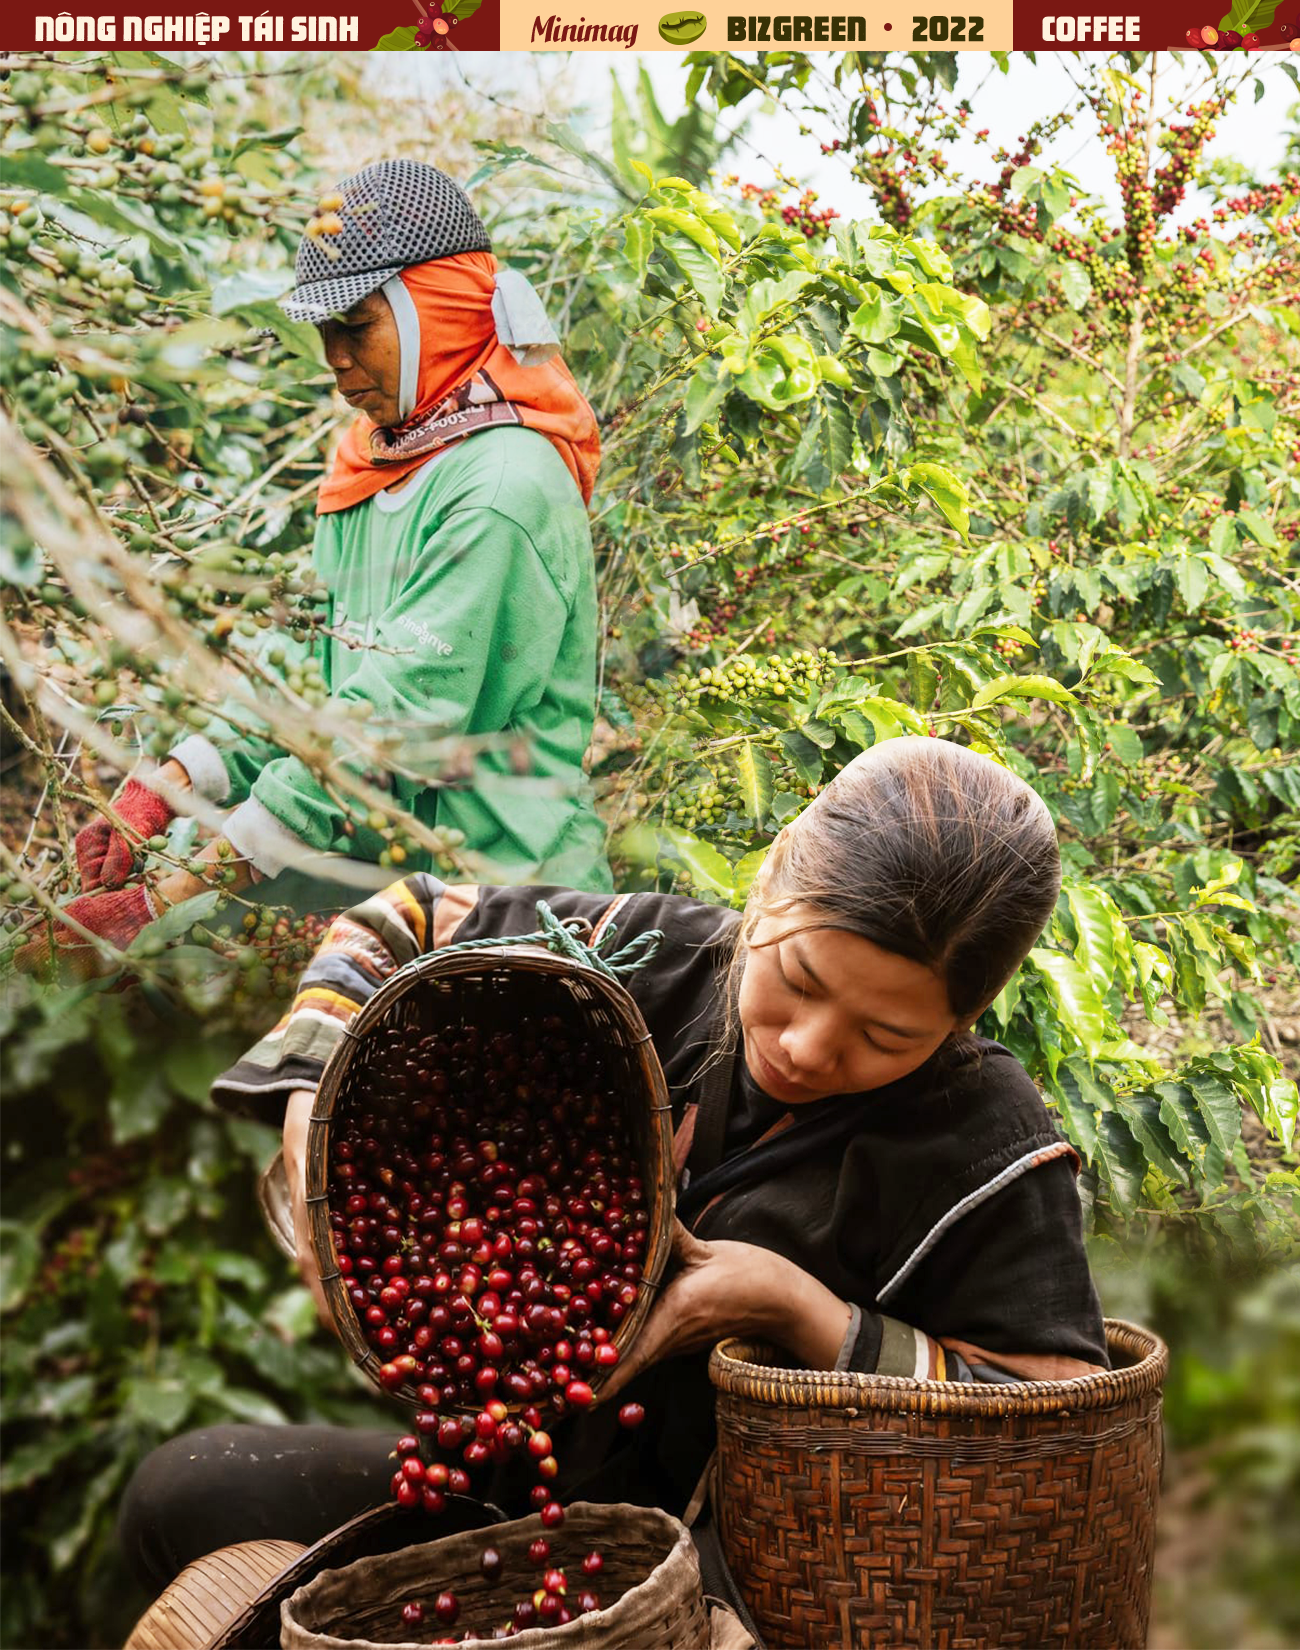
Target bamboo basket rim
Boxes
[201,1499,501,1650]
[280,1501,703,1650]
[305,945,676,1411]
[709,1318,1167,1416]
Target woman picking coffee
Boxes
[25,160,609,975]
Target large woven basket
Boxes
[710,1318,1168,1650]
[280,1501,716,1649]
[306,945,675,1410]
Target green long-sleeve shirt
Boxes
[171,427,610,893]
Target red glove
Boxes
[15,885,159,979]
[74,779,176,892]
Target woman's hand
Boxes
[14,885,160,979]
[597,1220,853,1405]
[75,773,180,892]
[283,1088,334,1331]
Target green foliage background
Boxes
[0,49,1297,1649]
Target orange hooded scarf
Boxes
[316,251,600,515]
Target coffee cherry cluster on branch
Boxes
[185,909,328,996]
[727,178,839,241]
[655,648,837,711]
[779,188,840,240]
[325,1015,650,1520]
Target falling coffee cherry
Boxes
[400,1601,424,1627]
[433,1589,460,1625]
[479,1544,502,1581]
[618,1401,646,1428]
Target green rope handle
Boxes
[405,898,663,982]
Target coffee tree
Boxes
[574,52,1300,1249]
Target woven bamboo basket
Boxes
[123,1540,306,1650]
[306,944,675,1410]
[710,1318,1168,1650]
[208,1496,499,1649]
[280,1501,714,1649]
[120,1498,500,1650]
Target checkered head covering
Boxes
[282,159,492,323]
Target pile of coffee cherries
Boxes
[397,1541,610,1641]
[325,1013,651,1537]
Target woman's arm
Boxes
[166,624,318,822]
[283,1087,333,1326]
[598,1224,854,1403]
[599,1190,1109,1401]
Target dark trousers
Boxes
[116,1424,397,1593]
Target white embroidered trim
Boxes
[876,1143,1071,1304]
[167,735,232,805]
[590,892,632,949]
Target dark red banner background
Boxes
[1013,0,1300,45]
[2,1,500,51]
[3,6,1297,55]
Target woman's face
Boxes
[737,906,965,1105]
[318,290,403,426]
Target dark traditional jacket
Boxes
[213,875,1108,1511]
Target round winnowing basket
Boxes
[306,945,675,1410]
[280,1502,716,1650]
[123,1540,307,1650]
[209,1496,500,1649]
[121,1498,502,1650]
[710,1318,1168,1650]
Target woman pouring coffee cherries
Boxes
[118,736,1108,1591]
